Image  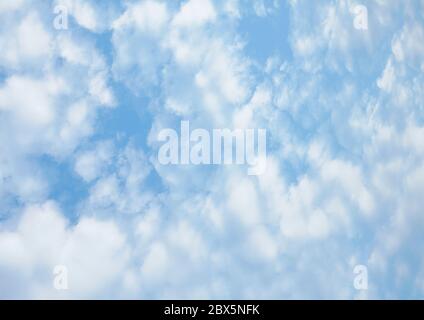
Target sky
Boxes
[0,0,423,299]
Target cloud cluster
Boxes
[0,0,423,299]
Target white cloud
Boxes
[1,0,424,300]
[377,59,395,92]
[0,76,56,127]
[78,141,153,216]
[74,141,114,182]
[0,12,51,69]
[55,0,122,33]
[0,201,131,299]
[0,0,25,13]
[113,0,168,33]
[172,0,217,28]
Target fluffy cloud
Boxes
[0,1,116,213]
[0,201,131,298]
[0,0,423,299]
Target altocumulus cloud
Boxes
[0,0,423,299]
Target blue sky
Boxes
[0,0,423,299]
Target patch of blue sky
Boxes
[238,1,292,64]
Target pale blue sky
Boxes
[0,0,423,299]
